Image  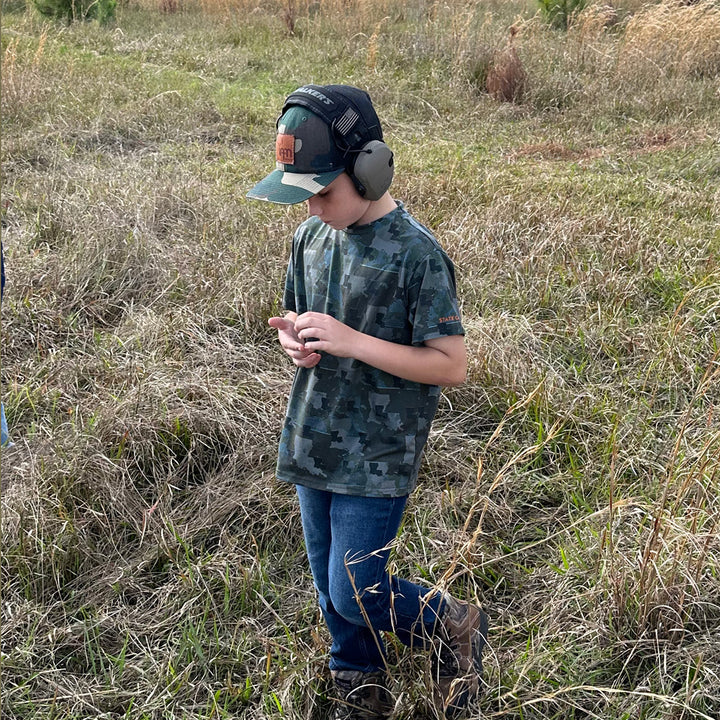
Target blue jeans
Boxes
[1,402,10,447]
[295,484,444,673]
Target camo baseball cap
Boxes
[246,105,347,205]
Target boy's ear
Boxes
[351,141,394,201]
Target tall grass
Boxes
[2,1,719,719]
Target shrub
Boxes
[486,27,527,102]
[32,0,116,23]
[537,0,587,29]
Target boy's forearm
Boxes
[292,311,466,386]
[351,332,466,387]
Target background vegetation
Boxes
[1,0,719,718]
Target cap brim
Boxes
[246,168,344,205]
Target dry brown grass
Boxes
[1,29,50,120]
[1,2,719,718]
[618,0,720,81]
[486,26,527,102]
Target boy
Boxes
[247,84,488,719]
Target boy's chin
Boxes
[324,219,350,231]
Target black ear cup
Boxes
[351,140,394,201]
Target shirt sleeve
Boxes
[282,235,298,313]
[407,251,464,345]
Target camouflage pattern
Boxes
[276,202,464,498]
[246,106,346,204]
[275,105,347,174]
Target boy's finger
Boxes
[268,316,293,331]
[295,311,327,328]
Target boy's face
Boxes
[306,172,371,230]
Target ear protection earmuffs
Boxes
[350,139,395,201]
[280,85,394,201]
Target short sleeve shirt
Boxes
[277,202,464,497]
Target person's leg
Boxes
[1,402,11,447]
[325,492,488,717]
[296,484,387,673]
[326,493,444,658]
[297,486,444,670]
[297,485,487,717]
[1,244,10,449]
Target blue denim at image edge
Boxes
[1,402,9,446]
[2,244,11,447]
[295,484,444,673]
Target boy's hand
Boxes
[268,316,322,368]
[294,312,358,358]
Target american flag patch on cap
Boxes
[334,107,359,136]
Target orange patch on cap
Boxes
[276,134,295,165]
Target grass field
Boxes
[1,0,719,718]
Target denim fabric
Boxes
[1,402,9,447]
[1,243,10,448]
[295,484,444,673]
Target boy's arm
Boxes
[293,311,467,386]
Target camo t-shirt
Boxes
[276,202,464,498]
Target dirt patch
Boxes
[509,142,603,162]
